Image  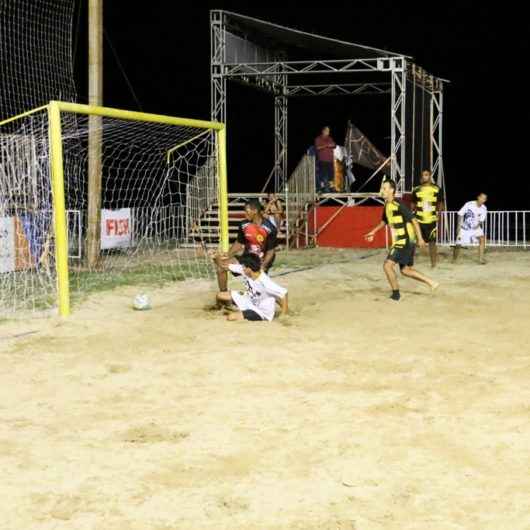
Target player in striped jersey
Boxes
[411,169,444,268]
[365,179,439,301]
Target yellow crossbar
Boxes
[166,129,211,164]
[0,105,48,127]
[54,101,224,131]
[0,101,229,316]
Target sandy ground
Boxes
[1,247,530,530]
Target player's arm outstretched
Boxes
[227,240,244,259]
[214,225,247,291]
[364,221,386,242]
[214,225,245,273]
[278,293,289,316]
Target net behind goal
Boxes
[0,102,228,316]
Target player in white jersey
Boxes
[453,192,488,264]
[216,253,288,322]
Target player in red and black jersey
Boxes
[215,199,277,291]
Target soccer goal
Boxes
[0,101,228,316]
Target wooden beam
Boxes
[86,0,103,268]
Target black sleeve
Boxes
[399,201,415,223]
[265,227,277,251]
[411,188,418,204]
[381,207,388,225]
[236,223,245,244]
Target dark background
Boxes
[73,2,529,210]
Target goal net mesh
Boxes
[0,108,220,315]
[0,0,77,121]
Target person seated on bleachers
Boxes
[263,193,284,229]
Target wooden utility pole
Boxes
[86,0,103,268]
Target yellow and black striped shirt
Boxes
[382,200,416,249]
[412,183,442,224]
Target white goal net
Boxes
[0,105,224,315]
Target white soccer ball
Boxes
[133,293,151,311]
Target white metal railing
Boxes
[184,156,218,243]
[63,208,530,256]
[438,210,529,247]
[67,210,82,258]
[293,208,530,249]
[283,154,316,248]
[129,205,182,246]
[66,205,185,259]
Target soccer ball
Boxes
[133,294,151,311]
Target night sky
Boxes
[73,3,529,210]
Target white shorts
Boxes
[457,227,484,246]
[231,290,256,312]
[230,290,275,321]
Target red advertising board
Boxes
[306,205,388,248]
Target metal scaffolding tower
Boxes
[210,10,447,195]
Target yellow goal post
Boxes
[0,101,229,317]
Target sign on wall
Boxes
[0,216,41,273]
[0,217,15,273]
[101,208,132,250]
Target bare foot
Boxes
[430,281,440,292]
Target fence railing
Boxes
[67,205,185,259]
[283,154,316,248]
[438,210,529,247]
[65,207,530,257]
[184,156,218,243]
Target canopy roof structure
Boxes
[219,10,410,61]
[210,9,446,195]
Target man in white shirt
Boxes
[453,193,488,264]
[216,253,288,322]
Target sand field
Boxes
[1,247,529,530]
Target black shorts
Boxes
[419,222,437,242]
[387,244,416,269]
[242,310,264,321]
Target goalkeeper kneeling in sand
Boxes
[216,253,288,322]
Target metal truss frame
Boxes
[221,57,394,77]
[430,89,444,190]
[210,10,227,124]
[274,85,288,191]
[285,83,391,97]
[210,10,445,195]
[390,58,407,193]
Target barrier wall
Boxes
[309,206,387,248]
[306,207,530,249]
